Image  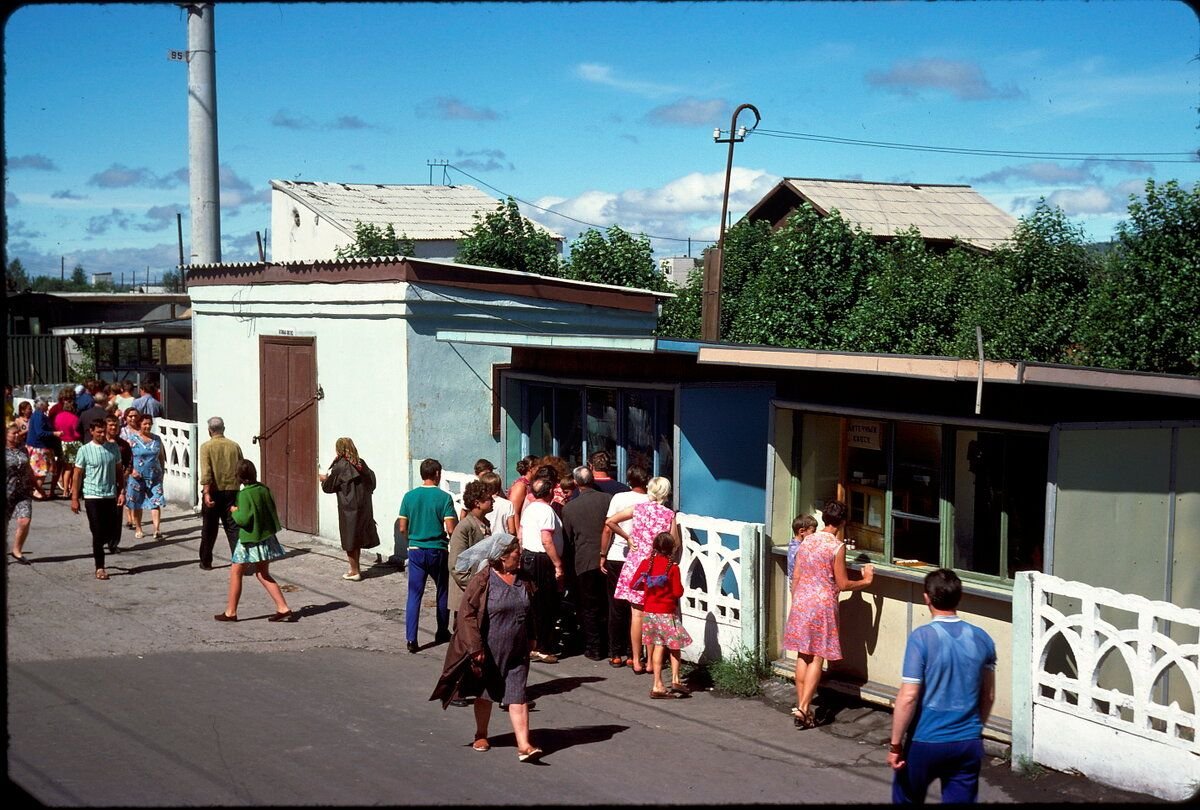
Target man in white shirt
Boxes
[520,477,564,663]
[599,465,651,667]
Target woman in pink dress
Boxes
[605,476,679,675]
[782,500,874,729]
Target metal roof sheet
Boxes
[270,180,563,241]
[782,178,1018,250]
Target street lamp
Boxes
[701,103,760,342]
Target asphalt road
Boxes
[6,498,1152,805]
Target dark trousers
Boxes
[604,560,632,658]
[576,567,609,656]
[84,498,121,569]
[522,550,560,653]
[892,738,983,804]
[200,489,240,566]
[406,547,449,643]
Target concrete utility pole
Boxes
[185,3,221,264]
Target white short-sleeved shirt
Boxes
[520,500,563,556]
[485,495,515,536]
[604,490,650,562]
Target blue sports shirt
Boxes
[900,615,997,743]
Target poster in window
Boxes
[848,419,882,451]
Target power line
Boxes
[444,163,715,246]
[752,128,1199,164]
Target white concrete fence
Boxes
[1011,571,1200,801]
[153,419,199,509]
[676,513,766,664]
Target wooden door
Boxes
[259,337,318,534]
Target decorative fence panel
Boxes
[676,512,765,664]
[1011,571,1200,801]
[154,419,199,509]
[438,470,474,518]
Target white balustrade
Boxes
[153,418,199,508]
[675,512,765,664]
[1012,571,1200,801]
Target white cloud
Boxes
[575,63,679,98]
[524,167,780,252]
[1046,187,1118,215]
[643,97,730,127]
[866,57,1022,101]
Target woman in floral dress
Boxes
[782,500,874,728]
[126,415,166,539]
[605,476,679,675]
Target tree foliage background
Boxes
[335,221,416,259]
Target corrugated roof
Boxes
[271,180,563,241]
[782,178,1018,250]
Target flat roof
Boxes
[697,344,1200,398]
[185,256,673,315]
[51,318,192,338]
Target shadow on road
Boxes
[294,600,352,619]
[487,723,628,763]
[527,675,606,700]
[126,558,204,575]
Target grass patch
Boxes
[709,646,770,697]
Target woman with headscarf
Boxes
[319,437,380,581]
[431,532,543,762]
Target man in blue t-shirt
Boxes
[396,458,457,654]
[888,568,997,804]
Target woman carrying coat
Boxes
[319,437,380,581]
[431,533,543,762]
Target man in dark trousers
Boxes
[561,465,613,661]
[198,416,243,570]
[888,568,997,804]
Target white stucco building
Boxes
[269,180,564,262]
[186,255,669,557]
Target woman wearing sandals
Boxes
[214,460,296,623]
[126,414,166,539]
[783,500,874,729]
[431,534,543,762]
[605,475,677,675]
[319,437,380,581]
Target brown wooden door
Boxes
[259,337,318,534]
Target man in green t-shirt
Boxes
[71,418,126,581]
[396,458,457,653]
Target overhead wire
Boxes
[752,129,1198,164]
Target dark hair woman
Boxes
[320,437,380,581]
[216,459,295,623]
[506,454,541,532]
[432,534,543,762]
[782,500,874,729]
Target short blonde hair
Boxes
[646,476,671,504]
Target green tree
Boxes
[952,202,1096,364]
[727,204,879,349]
[70,263,87,287]
[6,258,30,291]
[563,226,668,290]
[334,221,416,259]
[1081,179,1200,374]
[161,270,184,293]
[716,218,774,339]
[655,268,703,340]
[844,229,970,356]
[456,197,562,277]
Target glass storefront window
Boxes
[655,392,674,480]
[892,422,941,564]
[554,388,583,468]
[587,388,619,472]
[624,390,654,475]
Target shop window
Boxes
[891,422,941,564]
[845,418,889,554]
[515,380,674,482]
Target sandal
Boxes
[609,656,627,668]
[669,683,691,696]
[650,689,682,699]
[628,660,646,674]
[792,707,816,729]
[95,569,110,580]
[517,746,543,762]
[153,531,163,540]
[471,738,490,752]
[134,530,145,539]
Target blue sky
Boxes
[5,1,1198,280]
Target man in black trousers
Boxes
[198,416,243,570]
[561,465,613,661]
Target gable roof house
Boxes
[269,180,564,262]
[743,177,1019,252]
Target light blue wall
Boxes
[677,382,774,524]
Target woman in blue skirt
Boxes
[214,459,295,623]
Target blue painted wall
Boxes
[677,382,774,524]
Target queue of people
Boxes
[4,399,998,798]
